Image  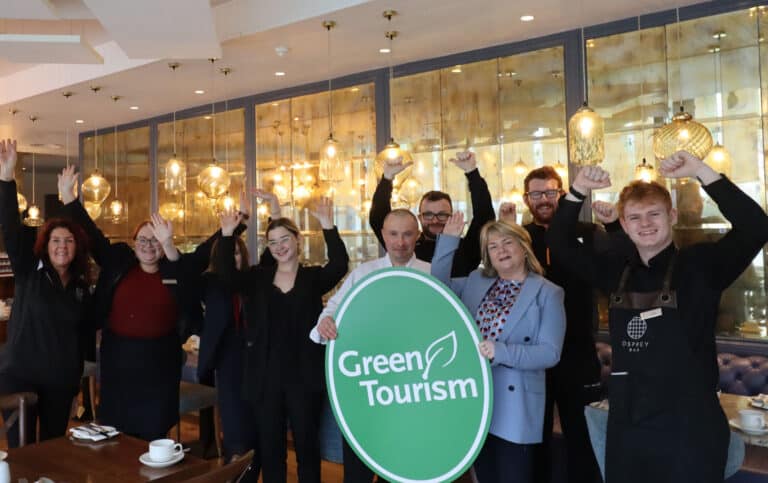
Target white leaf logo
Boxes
[421,331,458,381]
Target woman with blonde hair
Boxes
[432,216,565,483]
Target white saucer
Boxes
[0,450,6,460]
[139,451,184,468]
[729,418,768,436]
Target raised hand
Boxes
[383,156,413,181]
[309,197,334,229]
[442,211,465,237]
[218,208,243,237]
[659,150,720,185]
[498,202,517,225]
[253,188,281,218]
[0,139,18,182]
[57,165,79,204]
[448,151,477,173]
[592,200,618,224]
[572,165,611,196]
[317,316,338,341]
[150,213,174,246]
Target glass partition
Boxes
[255,83,378,266]
[157,108,245,252]
[588,6,768,341]
[391,46,567,224]
[82,126,150,243]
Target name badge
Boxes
[162,279,178,285]
[640,308,662,321]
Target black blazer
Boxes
[213,227,349,402]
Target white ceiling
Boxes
[0,0,705,158]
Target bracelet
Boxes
[569,186,587,201]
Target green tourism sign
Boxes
[326,267,492,482]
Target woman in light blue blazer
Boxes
[432,215,565,483]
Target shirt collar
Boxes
[383,253,420,268]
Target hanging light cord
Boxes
[114,126,119,197]
[172,64,178,156]
[326,22,334,137]
[638,17,646,158]
[94,126,98,171]
[676,8,683,111]
[210,59,217,162]
[581,27,588,105]
[65,127,70,168]
[224,69,230,171]
[32,152,36,204]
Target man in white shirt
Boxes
[309,208,430,483]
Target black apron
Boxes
[606,256,728,483]
[98,329,182,439]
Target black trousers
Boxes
[341,438,389,483]
[474,433,535,483]
[246,385,323,483]
[0,372,77,447]
[535,371,601,483]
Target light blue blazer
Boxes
[432,234,566,444]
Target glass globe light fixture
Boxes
[513,157,529,175]
[81,169,111,205]
[374,138,414,186]
[652,107,713,160]
[503,186,524,205]
[159,202,185,221]
[16,192,27,213]
[197,163,231,199]
[84,201,102,220]
[23,204,44,227]
[319,135,345,182]
[107,199,127,224]
[568,103,605,165]
[214,194,237,214]
[164,157,187,194]
[634,158,658,183]
[399,178,423,206]
[704,143,732,178]
[390,190,410,210]
[554,160,568,182]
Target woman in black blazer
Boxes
[215,197,349,483]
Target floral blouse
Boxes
[475,278,523,341]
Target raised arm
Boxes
[369,156,412,247]
[309,197,349,294]
[660,151,768,290]
[431,212,469,296]
[448,152,494,276]
[211,210,255,290]
[0,139,33,274]
[490,284,566,370]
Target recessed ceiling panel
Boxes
[82,0,221,59]
[2,0,59,20]
[0,34,103,63]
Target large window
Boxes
[255,83,378,266]
[82,126,150,243]
[588,6,768,340]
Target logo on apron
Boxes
[622,315,650,353]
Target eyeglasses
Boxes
[136,236,160,247]
[525,189,562,201]
[267,235,294,248]
[420,211,451,221]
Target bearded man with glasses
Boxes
[500,166,623,483]
[369,150,495,276]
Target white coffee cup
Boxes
[739,409,766,430]
[0,461,10,483]
[149,438,183,462]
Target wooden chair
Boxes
[0,392,38,447]
[178,449,254,483]
[176,381,222,458]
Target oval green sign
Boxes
[326,267,492,482]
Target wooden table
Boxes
[719,393,768,475]
[7,434,211,482]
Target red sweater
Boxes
[108,266,179,338]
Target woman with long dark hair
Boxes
[0,140,93,446]
[215,197,348,483]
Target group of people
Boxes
[0,135,766,483]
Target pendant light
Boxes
[165,62,187,194]
[703,33,732,177]
[81,86,112,205]
[633,20,657,183]
[214,67,236,213]
[198,58,231,199]
[107,122,127,224]
[375,11,413,183]
[513,157,528,175]
[653,9,712,160]
[318,20,345,183]
[8,109,27,212]
[24,119,43,227]
[568,28,605,165]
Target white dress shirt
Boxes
[309,253,431,344]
